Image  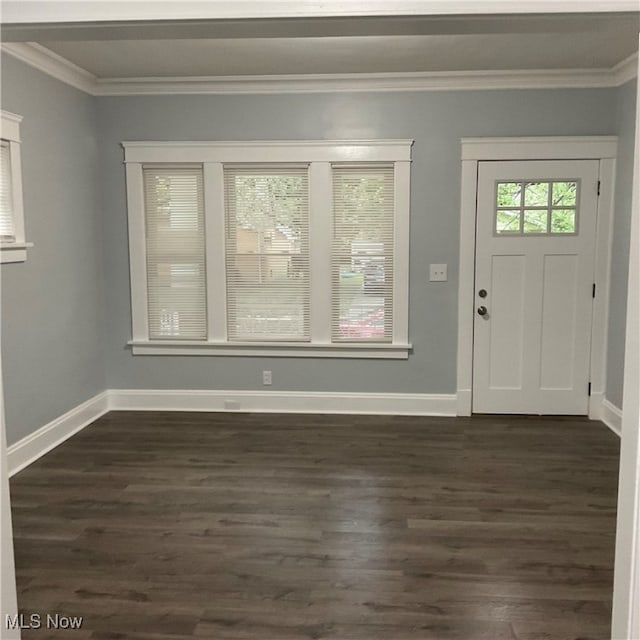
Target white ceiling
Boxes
[2,12,638,80]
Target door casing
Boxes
[456,136,618,418]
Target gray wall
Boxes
[98,89,618,393]
[606,78,638,409]
[1,54,106,446]
[1,50,634,447]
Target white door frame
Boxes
[611,42,640,640]
[456,136,618,418]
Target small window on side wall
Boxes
[1,110,30,263]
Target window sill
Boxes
[129,340,412,359]
[1,242,33,264]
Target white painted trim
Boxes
[601,398,623,437]
[456,159,479,417]
[614,52,640,87]
[589,158,616,416]
[94,68,625,96]
[125,163,149,342]
[456,137,617,417]
[0,243,34,264]
[612,40,640,640]
[4,388,456,475]
[122,140,414,163]
[1,42,636,97]
[129,340,412,359]
[393,161,411,345]
[2,1,637,23]
[109,388,457,416]
[203,163,227,342]
[125,141,412,355]
[7,391,110,477]
[461,136,619,160]
[0,42,96,95]
[0,110,22,143]
[1,111,29,260]
[0,339,20,638]
[309,162,332,344]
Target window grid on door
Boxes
[494,180,579,236]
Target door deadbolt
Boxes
[478,289,487,298]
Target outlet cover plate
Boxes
[429,263,447,282]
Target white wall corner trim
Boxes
[109,389,458,417]
[7,391,109,477]
[601,398,623,437]
[1,42,637,97]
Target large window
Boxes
[124,140,412,358]
[1,110,29,263]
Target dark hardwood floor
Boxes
[9,411,619,640]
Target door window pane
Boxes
[551,209,576,233]
[552,182,577,207]
[523,209,548,234]
[524,182,549,207]
[496,210,521,233]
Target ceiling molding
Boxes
[3,1,639,23]
[613,51,640,86]
[2,41,637,97]
[1,42,96,94]
[94,69,621,95]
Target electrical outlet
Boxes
[429,263,447,282]
[262,370,272,386]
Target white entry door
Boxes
[473,159,599,414]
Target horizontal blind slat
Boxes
[224,166,310,341]
[143,167,207,340]
[331,165,394,343]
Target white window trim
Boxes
[1,110,32,264]
[123,139,413,359]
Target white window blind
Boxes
[143,167,207,340]
[224,166,310,341]
[0,140,16,242]
[331,164,394,342]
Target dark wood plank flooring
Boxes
[9,411,619,640]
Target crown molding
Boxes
[92,68,621,95]
[613,51,640,86]
[2,41,637,97]
[1,42,96,94]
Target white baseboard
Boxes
[7,391,110,477]
[589,391,605,421]
[6,388,457,475]
[601,398,623,437]
[109,388,458,417]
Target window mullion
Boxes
[309,162,332,344]
[204,162,227,341]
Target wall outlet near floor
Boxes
[429,263,448,281]
[224,400,240,410]
[262,370,272,386]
